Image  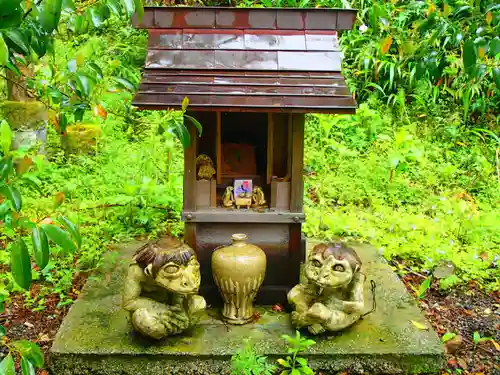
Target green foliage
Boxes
[303,99,499,291]
[0,338,44,375]
[278,331,315,375]
[1,120,80,292]
[341,0,500,123]
[230,341,277,375]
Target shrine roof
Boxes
[132,7,357,113]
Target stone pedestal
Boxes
[50,242,444,375]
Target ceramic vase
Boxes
[212,233,266,324]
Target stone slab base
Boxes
[49,242,444,374]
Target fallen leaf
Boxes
[463,309,476,317]
[411,320,428,330]
[491,339,500,351]
[457,358,467,369]
[23,321,34,328]
[447,358,457,368]
[38,333,51,342]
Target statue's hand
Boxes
[160,306,191,332]
[306,303,331,322]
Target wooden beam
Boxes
[183,121,198,212]
[216,111,222,185]
[289,223,303,286]
[182,209,305,223]
[267,113,274,184]
[290,114,305,213]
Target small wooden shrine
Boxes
[133,7,357,305]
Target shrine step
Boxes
[49,242,444,375]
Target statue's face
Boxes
[154,258,201,295]
[305,252,354,289]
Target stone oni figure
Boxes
[122,237,206,340]
[288,243,365,335]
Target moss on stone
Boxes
[0,100,47,130]
[64,123,102,155]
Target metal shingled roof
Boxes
[132,7,357,113]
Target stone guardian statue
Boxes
[288,243,365,335]
[122,237,206,339]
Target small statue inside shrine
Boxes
[288,243,365,335]
[196,154,216,180]
[122,237,206,340]
[222,186,235,208]
[251,186,266,208]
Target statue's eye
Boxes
[164,265,180,274]
[333,264,345,272]
[312,259,322,267]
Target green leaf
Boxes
[89,62,103,80]
[62,0,75,11]
[41,224,77,253]
[493,68,500,90]
[21,174,43,195]
[107,0,122,15]
[29,32,48,58]
[121,0,135,18]
[73,14,86,34]
[32,227,50,269]
[0,34,8,66]
[0,0,23,29]
[277,358,290,367]
[4,29,29,55]
[463,39,476,74]
[67,59,77,72]
[10,238,32,290]
[133,0,144,23]
[473,331,480,343]
[21,357,36,375]
[0,185,22,212]
[39,0,64,33]
[0,353,15,375]
[490,38,500,57]
[13,340,44,368]
[418,276,432,299]
[89,6,105,28]
[0,324,5,337]
[184,114,202,136]
[290,369,300,375]
[59,216,81,249]
[114,77,135,91]
[0,120,12,154]
[0,156,13,180]
[296,357,308,366]
[76,73,94,97]
[442,332,457,343]
[170,116,191,149]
